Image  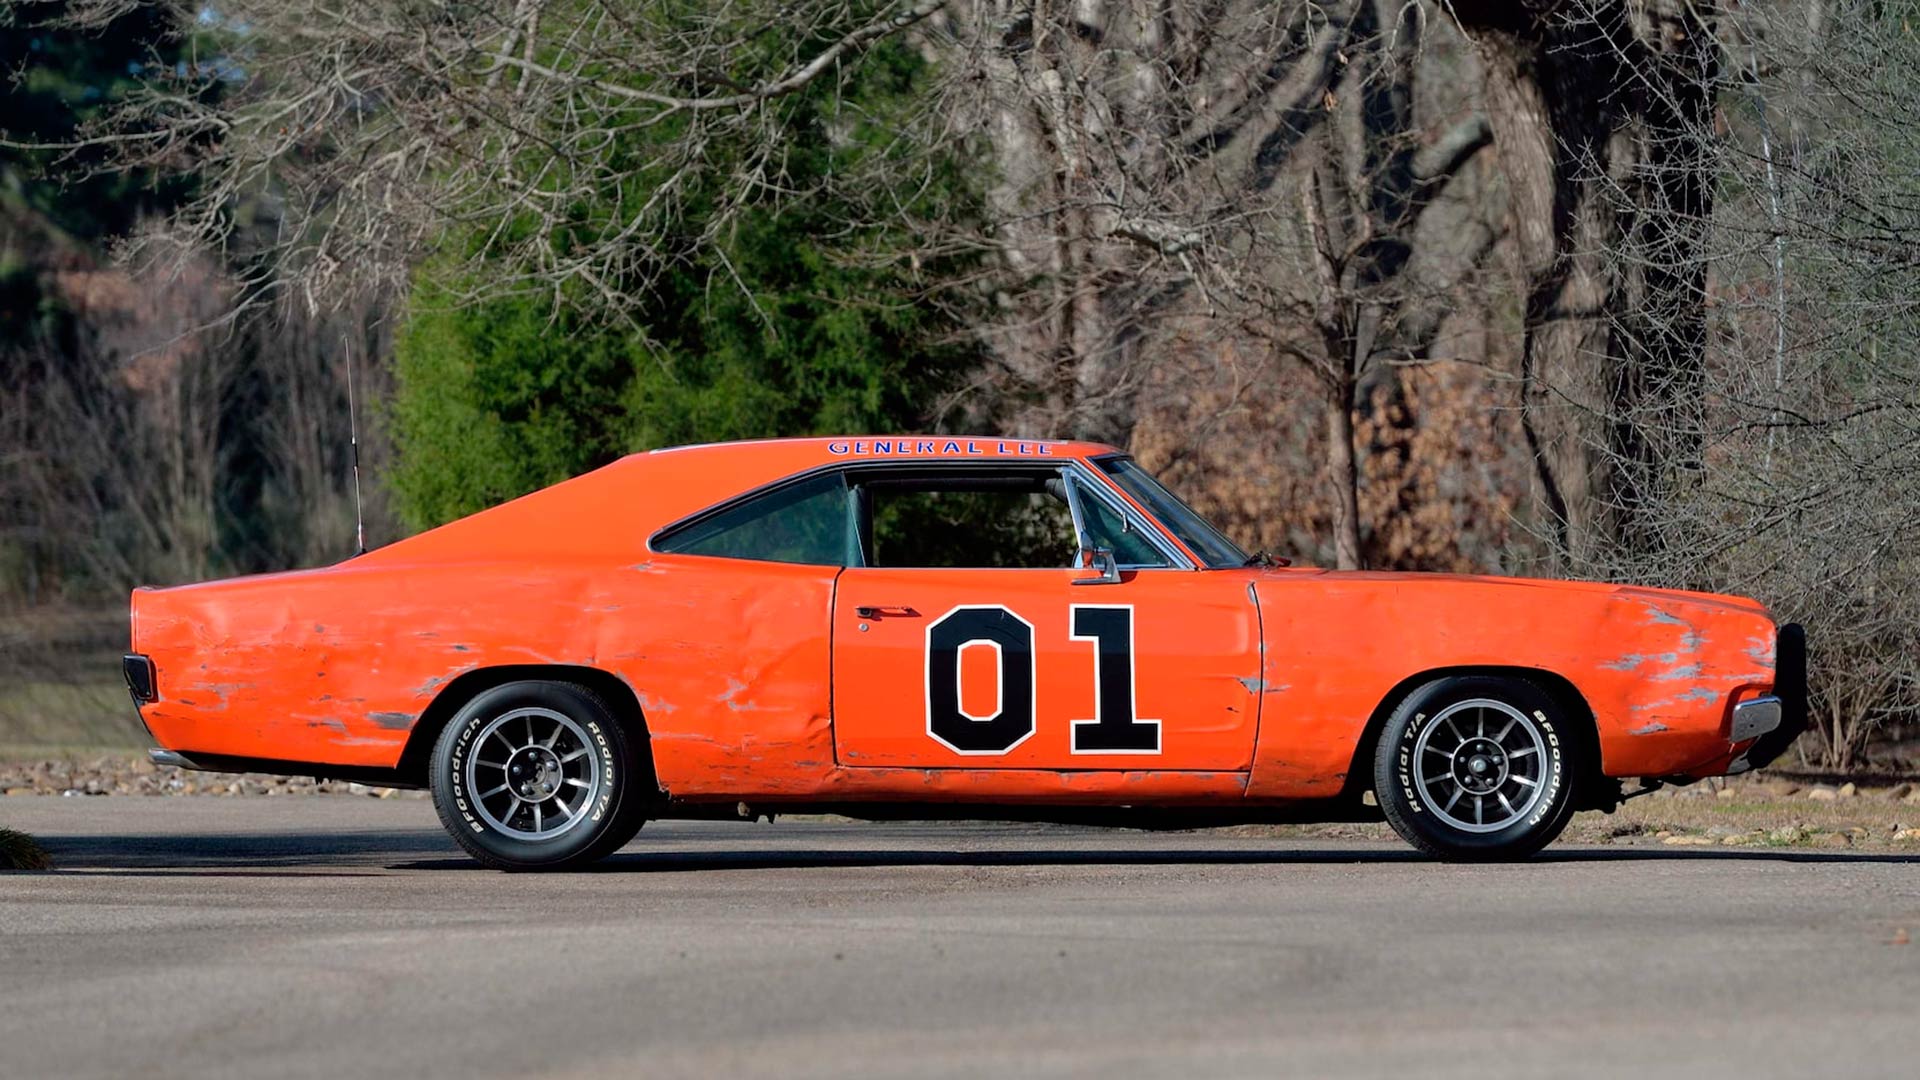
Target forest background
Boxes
[2,0,1913,770]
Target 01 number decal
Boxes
[926,606,1037,754]
[925,604,1162,755]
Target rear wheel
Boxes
[1373,675,1582,860]
[430,680,650,871]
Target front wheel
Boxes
[430,680,651,871]
[1373,675,1583,860]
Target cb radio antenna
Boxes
[344,332,366,557]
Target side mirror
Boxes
[1073,547,1121,586]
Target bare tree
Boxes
[928,1,1499,567]
[1475,0,1920,766]
[35,0,1520,570]
[243,296,395,570]
[1,231,238,591]
[1458,0,1720,571]
[31,0,949,318]
[0,230,395,598]
[1693,0,1920,767]
[31,1,1524,571]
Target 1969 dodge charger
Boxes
[125,437,1807,868]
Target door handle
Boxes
[855,605,920,619]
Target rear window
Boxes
[655,472,856,566]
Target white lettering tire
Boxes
[1373,675,1583,859]
[430,680,650,871]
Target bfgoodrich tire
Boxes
[1373,675,1583,860]
[430,680,651,871]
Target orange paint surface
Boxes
[130,436,1783,809]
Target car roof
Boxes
[646,435,1116,466]
[357,436,1121,566]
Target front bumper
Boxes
[149,748,203,770]
[1727,623,1808,774]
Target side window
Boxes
[1076,485,1171,567]
[862,472,1078,568]
[657,472,856,566]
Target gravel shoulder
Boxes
[0,750,428,799]
[6,751,1917,850]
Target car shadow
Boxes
[24,828,1920,876]
[29,827,456,875]
[1540,846,1920,865]
[397,843,1920,874]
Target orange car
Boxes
[125,437,1806,867]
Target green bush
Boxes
[388,41,979,531]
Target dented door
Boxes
[831,568,1262,770]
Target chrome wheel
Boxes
[465,707,601,841]
[1411,698,1549,834]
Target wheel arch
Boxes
[397,664,651,787]
[1340,665,1601,802]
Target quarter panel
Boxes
[135,563,616,766]
[134,555,844,791]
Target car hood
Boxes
[1256,568,1770,618]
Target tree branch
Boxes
[485,0,946,112]
[1409,113,1492,181]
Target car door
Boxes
[831,463,1262,771]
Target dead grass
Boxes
[1561,788,1920,848]
[0,679,147,750]
[1,606,146,751]
[0,827,52,870]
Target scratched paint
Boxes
[1245,572,1778,796]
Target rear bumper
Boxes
[1728,623,1808,774]
[122,653,157,704]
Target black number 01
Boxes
[925,604,1161,755]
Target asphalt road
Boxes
[2,797,1917,1079]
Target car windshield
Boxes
[1095,457,1250,569]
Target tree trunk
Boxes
[1477,26,1619,567]
[1465,0,1717,572]
[1325,375,1364,570]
